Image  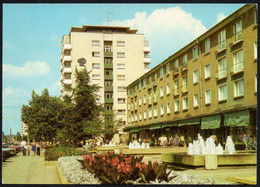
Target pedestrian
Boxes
[27,144,31,156]
[23,145,27,156]
[161,135,168,147]
[151,134,155,146]
[174,134,179,147]
[169,136,174,147]
[179,135,185,147]
[31,140,36,156]
[36,142,40,156]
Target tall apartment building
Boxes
[60,25,151,129]
[125,4,257,144]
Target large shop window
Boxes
[129,128,139,133]
[224,110,250,127]
[178,118,200,126]
[201,115,221,129]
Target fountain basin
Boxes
[161,152,256,167]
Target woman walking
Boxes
[31,140,36,156]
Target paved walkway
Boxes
[2,152,61,184]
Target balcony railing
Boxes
[153,97,157,103]
[231,63,244,73]
[182,63,187,71]
[181,85,188,93]
[104,51,113,57]
[63,79,72,85]
[104,86,113,91]
[62,55,72,63]
[218,40,226,51]
[233,30,243,43]
[63,67,72,74]
[62,44,72,52]
[105,98,113,103]
[173,88,179,95]
[216,69,227,79]
[104,63,113,69]
[174,67,179,73]
[134,104,138,110]
[104,110,114,115]
[143,57,151,63]
[104,75,113,80]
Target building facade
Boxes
[60,25,150,130]
[125,4,257,144]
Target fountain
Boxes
[161,134,256,167]
[128,142,150,149]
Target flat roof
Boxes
[69,25,138,34]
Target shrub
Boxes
[79,151,175,184]
[45,145,87,161]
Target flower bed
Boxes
[57,153,216,184]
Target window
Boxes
[117,75,125,80]
[160,86,164,97]
[149,108,152,119]
[174,100,180,112]
[174,59,179,73]
[105,93,112,98]
[174,80,179,95]
[182,76,188,92]
[205,90,211,104]
[233,20,242,42]
[148,92,152,103]
[104,58,113,64]
[92,52,100,57]
[139,112,142,121]
[118,109,126,115]
[118,86,126,92]
[232,50,243,73]
[92,74,100,80]
[144,52,150,58]
[254,10,257,25]
[193,94,199,107]
[154,90,157,102]
[193,46,198,60]
[166,84,170,95]
[205,38,210,53]
[117,64,125,69]
[183,54,187,68]
[217,58,227,78]
[166,103,171,114]
[255,74,257,93]
[139,97,142,105]
[143,79,146,88]
[128,116,131,124]
[117,41,125,46]
[144,111,147,120]
[92,63,100,69]
[128,102,130,110]
[154,106,158,117]
[64,73,71,79]
[182,97,188,110]
[118,98,126,103]
[117,52,125,58]
[193,70,199,84]
[131,115,134,123]
[234,79,244,97]
[154,72,157,80]
[160,67,164,78]
[104,45,112,52]
[64,62,71,67]
[135,113,137,122]
[160,105,164,116]
[143,95,146,104]
[145,63,150,69]
[254,41,257,60]
[218,30,226,51]
[218,84,227,101]
[166,63,170,75]
[138,82,142,90]
[92,40,100,46]
[205,64,211,79]
[105,81,113,86]
[149,76,152,84]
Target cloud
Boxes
[217,12,227,23]
[48,81,61,96]
[108,7,207,65]
[3,41,16,50]
[3,61,51,78]
[3,86,30,106]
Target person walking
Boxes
[174,134,179,147]
[23,145,27,156]
[169,136,174,147]
[161,135,168,147]
[31,140,36,156]
[27,144,31,156]
[36,142,40,156]
[179,135,185,147]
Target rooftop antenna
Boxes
[101,11,114,26]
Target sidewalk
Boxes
[2,151,61,184]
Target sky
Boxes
[2,3,245,135]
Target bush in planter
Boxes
[79,152,175,184]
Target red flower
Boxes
[83,155,88,160]
[142,163,147,169]
[135,163,141,169]
[117,164,122,172]
[124,157,131,164]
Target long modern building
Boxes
[60,25,151,131]
[125,4,257,144]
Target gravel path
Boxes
[58,156,216,184]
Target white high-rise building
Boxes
[60,25,151,129]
